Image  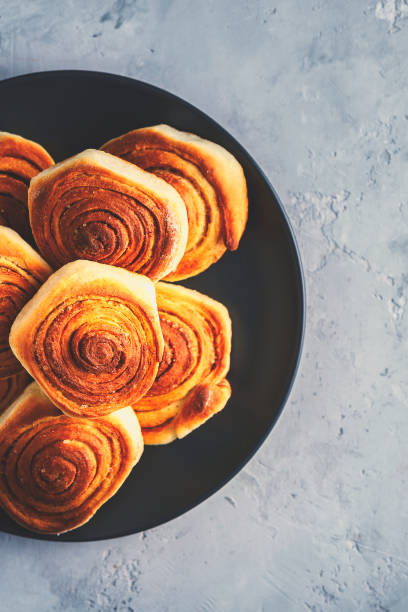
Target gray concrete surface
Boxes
[1,0,407,610]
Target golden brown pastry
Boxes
[101,124,248,281]
[29,149,188,281]
[0,227,52,379]
[133,282,232,444]
[9,260,164,418]
[0,371,30,414]
[0,382,143,534]
[0,132,53,243]
[139,379,231,445]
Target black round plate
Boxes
[0,71,305,541]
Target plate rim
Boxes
[0,69,306,542]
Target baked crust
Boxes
[29,148,188,281]
[0,131,53,243]
[9,260,164,417]
[0,226,52,378]
[141,379,231,445]
[132,282,232,444]
[0,382,143,534]
[101,124,248,280]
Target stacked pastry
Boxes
[0,125,248,534]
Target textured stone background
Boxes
[1,0,407,610]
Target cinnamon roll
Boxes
[133,282,232,444]
[0,383,143,534]
[0,132,53,243]
[29,149,188,281]
[0,227,52,379]
[101,124,248,280]
[9,260,164,418]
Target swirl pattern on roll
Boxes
[133,282,232,444]
[9,261,164,418]
[101,124,248,281]
[29,149,188,281]
[0,227,52,379]
[0,132,53,243]
[0,383,143,534]
[0,371,30,414]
